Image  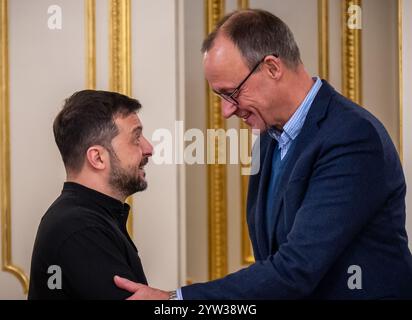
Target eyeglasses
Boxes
[214,53,278,106]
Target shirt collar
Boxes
[268,77,322,146]
[62,182,130,228]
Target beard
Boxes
[108,152,148,199]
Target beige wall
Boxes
[0,0,409,299]
[1,0,85,300]
[363,0,399,149]
[251,0,319,77]
[184,0,208,283]
[95,0,109,90]
[131,0,185,290]
[0,0,185,299]
[329,0,342,92]
[401,0,412,247]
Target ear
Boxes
[85,145,108,170]
[263,55,282,80]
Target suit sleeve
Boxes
[181,120,389,299]
[57,226,139,299]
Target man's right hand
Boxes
[113,275,169,300]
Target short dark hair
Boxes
[53,90,141,172]
[202,9,302,70]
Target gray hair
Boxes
[202,9,302,70]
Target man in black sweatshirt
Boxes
[29,90,153,299]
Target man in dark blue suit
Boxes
[115,9,412,299]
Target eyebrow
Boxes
[131,126,143,136]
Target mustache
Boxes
[139,157,149,167]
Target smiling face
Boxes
[108,113,153,198]
[203,35,282,131]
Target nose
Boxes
[141,136,153,158]
[221,99,238,119]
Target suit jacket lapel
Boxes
[248,133,276,259]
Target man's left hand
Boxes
[114,275,169,300]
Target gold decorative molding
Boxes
[342,0,362,105]
[318,0,329,80]
[0,0,29,294]
[205,0,228,280]
[236,0,254,265]
[86,0,96,89]
[237,0,249,10]
[109,0,134,236]
[398,0,403,162]
[109,0,131,95]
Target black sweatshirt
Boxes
[28,182,147,300]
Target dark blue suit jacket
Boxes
[182,81,412,299]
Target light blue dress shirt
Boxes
[267,77,322,158]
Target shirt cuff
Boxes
[176,288,184,300]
